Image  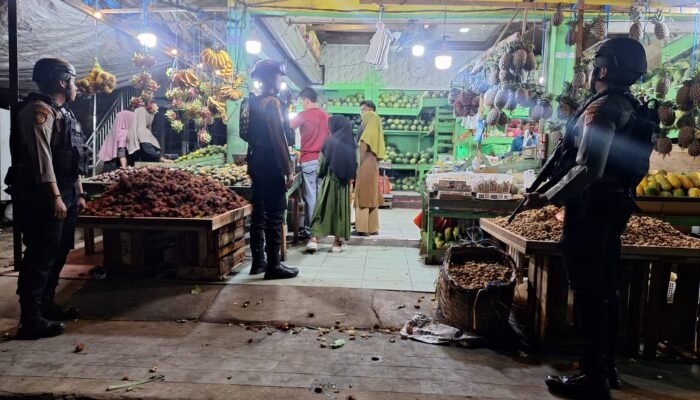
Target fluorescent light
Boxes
[281,82,288,90]
[423,24,430,29]
[137,31,157,48]
[435,54,452,70]
[538,76,545,84]
[412,44,425,57]
[459,27,470,33]
[245,39,262,55]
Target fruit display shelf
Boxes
[376,106,421,116]
[326,105,361,115]
[634,197,700,226]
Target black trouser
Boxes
[249,156,287,268]
[14,179,77,308]
[560,188,635,377]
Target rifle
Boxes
[507,141,566,224]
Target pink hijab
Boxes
[98,110,134,162]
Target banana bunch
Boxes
[172,69,200,88]
[231,72,245,88]
[219,86,244,101]
[201,48,233,77]
[207,97,226,118]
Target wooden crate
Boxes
[480,218,700,356]
[78,205,252,281]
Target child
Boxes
[308,115,358,252]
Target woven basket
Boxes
[436,243,516,338]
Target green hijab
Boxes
[359,111,386,160]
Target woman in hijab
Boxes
[308,115,357,253]
[126,106,172,163]
[353,100,385,236]
[98,109,134,172]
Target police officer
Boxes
[7,58,87,339]
[241,60,299,280]
[524,38,649,399]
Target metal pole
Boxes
[92,95,97,175]
[9,0,21,272]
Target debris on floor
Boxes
[400,314,486,346]
[106,374,165,392]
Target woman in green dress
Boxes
[309,115,358,253]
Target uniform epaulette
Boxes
[584,96,608,127]
[34,102,52,125]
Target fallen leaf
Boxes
[190,285,202,295]
[346,330,356,336]
[74,343,85,353]
[330,339,345,349]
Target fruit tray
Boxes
[635,197,700,216]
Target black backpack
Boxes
[608,93,659,187]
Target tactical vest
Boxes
[52,106,88,178]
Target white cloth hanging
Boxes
[365,22,393,70]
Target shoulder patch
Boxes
[260,96,282,109]
[34,104,51,125]
[583,97,607,126]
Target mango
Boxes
[672,188,686,197]
[689,175,700,188]
[444,227,453,242]
[689,188,700,198]
[654,175,673,191]
[659,191,673,197]
[667,173,682,189]
[636,185,644,197]
[679,175,693,190]
[644,185,660,196]
[693,172,700,183]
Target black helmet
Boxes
[594,38,647,85]
[32,58,76,83]
[250,60,286,80]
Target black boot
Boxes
[545,373,611,400]
[17,298,64,340]
[262,216,299,280]
[606,365,622,390]
[249,248,267,275]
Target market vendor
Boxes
[97,109,134,172]
[524,38,650,400]
[6,58,86,339]
[510,120,537,153]
[289,88,330,251]
[126,106,172,164]
[353,100,385,236]
[241,59,299,280]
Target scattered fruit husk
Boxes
[74,343,85,353]
[190,285,202,295]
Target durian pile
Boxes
[492,206,700,249]
[83,168,248,218]
[175,145,226,163]
[76,61,117,95]
[637,170,700,198]
[180,164,251,187]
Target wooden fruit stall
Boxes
[479,218,700,358]
[78,205,251,281]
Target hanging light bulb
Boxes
[246,30,262,55]
[253,80,261,89]
[137,31,157,48]
[435,53,452,70]
[170,48,178,56]
[412,44,425,57]
[94,11,103,19]
[281,81,288,90]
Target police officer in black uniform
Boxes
[7,58,87,339]
[241,60,299,280]
[524,39,650,399]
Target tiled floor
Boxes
[228,244,438,292]
[227,208,435,292]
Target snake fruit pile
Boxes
[493,206,700,248]
[447,262,513,290]
[84,168,248,218]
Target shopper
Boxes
[353,100,385,237]
[6,58,86,339]
[510,120,536,153]
[309,115,357,252]
[240,60,299,280]
[524,38,652,400]
[98,109,134,172]
[126,107,172,164]
[290,88,330,251]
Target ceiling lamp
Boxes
[435,52,452,70]
[94,11,103,19]
[170,48,178,56]
[253,80,261,89]
[137,31,157,48]
[411,44,425,57]
[459,27,470,33]
[246,31,262,55]
[281,81,288,90]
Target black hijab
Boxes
[322,115,357,183]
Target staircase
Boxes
[85,89,133,176]
[433,104,456,161]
